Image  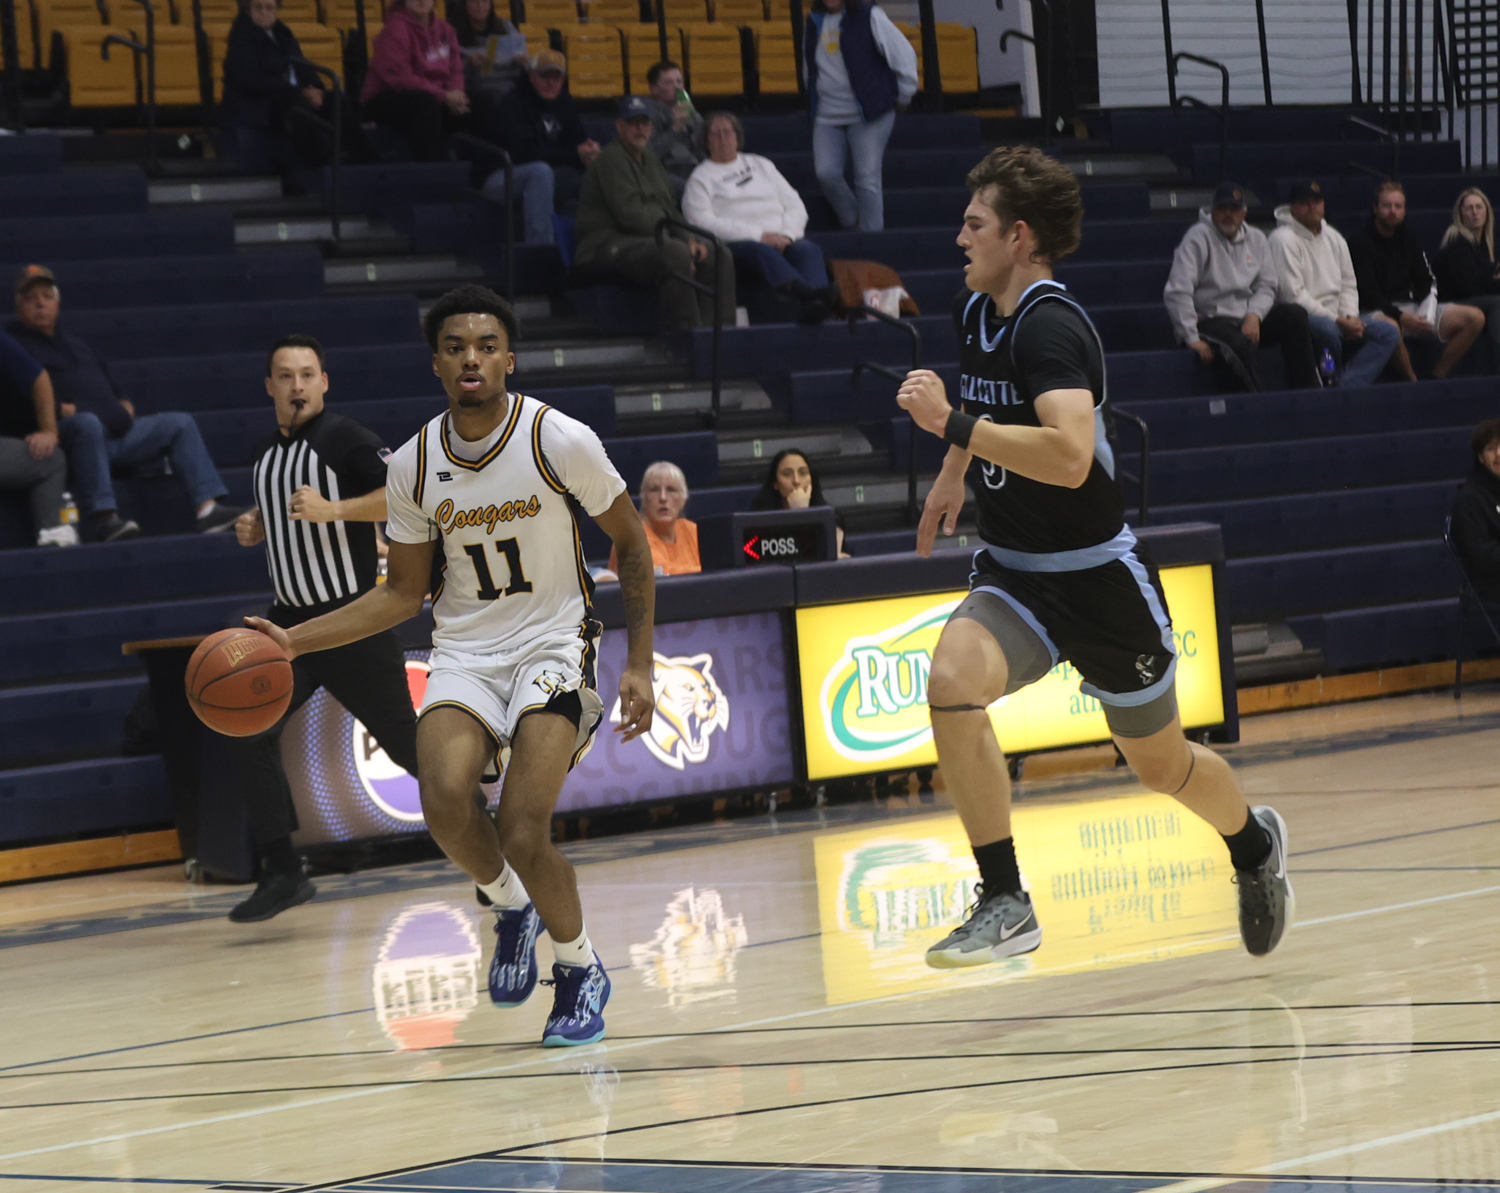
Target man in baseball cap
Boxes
[476,47,600,246]
[571,93,736,330]
[1268,180,1401,387]
[1164,181,1320,390]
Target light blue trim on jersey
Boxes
[1082,654,1178,707]
[986,524,1139,573]
[1079,538,1179,707]
[968,581,1062,670]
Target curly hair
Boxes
[422,284,518,351]
[965,146,1084,264]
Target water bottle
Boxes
[59,492,78,525]
[1318,348,1339,388]
[675,86,696,117]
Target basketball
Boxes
[185,628,294,737]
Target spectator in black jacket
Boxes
[1451,417,1500,608]
[221,0,330,179]
[1349,181,1485,380]
[1434,187,1500,354]
[478,50,602,246]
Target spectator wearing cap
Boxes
[478,49,601,246]
[1451,417,1500,610]
[0,328,74,548]
[1349,181,1485,381]
[1163,181,1319,391]
[8,267,246,543]
[575,96,735,331]
[361,0,467,162]
[1268,180,1400,388]
[644,61,704,197]
[683,111,841,324]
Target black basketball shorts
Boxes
[951,537,1179,738]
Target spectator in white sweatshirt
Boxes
[1267,180,1400,387]
[683,112,842,323]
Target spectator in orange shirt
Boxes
[601,460,699,579]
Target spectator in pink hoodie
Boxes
[361,0,468,161]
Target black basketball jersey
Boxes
[954,281,1124,556]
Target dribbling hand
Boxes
[243,616,296,661]
[615,666,654,742]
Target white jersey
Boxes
[384,393,626,658]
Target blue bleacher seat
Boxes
[0,677,147,766]
[0,170,148,219]
[0,134,64,174]
[303,162,471,231]
[0,212,237,262]
[1290,597,1460,672]
[1225,539,1451,621]
[0,252,326,310]
[0,755,171,846]
[1194,139,1462,187]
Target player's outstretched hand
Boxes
[897,369,953,437]
[616,666,654,742]
[243,616,297,661]
[916,470,967,558]
[288,485,336,523]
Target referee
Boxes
[227,333,420,923]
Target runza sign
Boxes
[795,563,1224,782]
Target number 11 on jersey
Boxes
[463,538,532,600]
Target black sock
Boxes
[1222,812,1272,872]
[262,836,300,876]
[972,837,1022,895]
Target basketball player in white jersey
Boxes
[249,285,656,1047]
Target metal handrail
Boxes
[1111,407,1151,527]
[655,214,725,427]
[1000,25,1049,146]
[1,0,25,132]
[1345,114,1400,179]
[102,32,158,166]
[288,56,341,244]
[848,303,921,523]
[1170,51,1228,180]
[121,0,157,164]
[449,132,514,304]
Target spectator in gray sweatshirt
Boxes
[1164,181,1320,391]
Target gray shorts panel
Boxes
[1102,685,1179,738]
[949,589,1054,696]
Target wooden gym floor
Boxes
[2,689,1499,1193]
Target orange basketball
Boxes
[185,628,294,737]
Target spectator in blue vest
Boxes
[802,0,917,233]
[9,267,247,543]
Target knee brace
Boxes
[929,703,989,713]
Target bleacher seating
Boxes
[712,0,765,23]
[60,24,138,105]
[579,0,644,22]
[679,21,740,93]
[559,26,626,96]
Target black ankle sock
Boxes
[972,837,1022,895]
[262,837,300,876]
[1222,812,1272,872]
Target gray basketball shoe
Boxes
[1233,805,1295,956]
[925,885,1042,969]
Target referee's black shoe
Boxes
[1233,806,1294,956]
[229,867,317,923]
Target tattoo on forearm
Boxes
[617,541,656,661]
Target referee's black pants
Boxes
[1200,304,1319,391]
[224,629,420,847]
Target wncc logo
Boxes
[818,600,963,763]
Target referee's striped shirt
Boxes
[249,410,389,624]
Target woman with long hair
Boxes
[1435,187,1500,349]
[750,448,849,556]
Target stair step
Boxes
[236,214,394,245]
[324,255,486,287]
[614,380,771,417]
[1061,153,1181,180]
[150,176,284,205]
[1151,185,1265,212]
[716,425,871,464]
[514,340,655,372]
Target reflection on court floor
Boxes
[629,887,749,1008]
[816,793,1238,1004]
[373,902,483,1051]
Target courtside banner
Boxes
[795,564,1225,782]
[284,615,795,843]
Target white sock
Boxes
[551,926,594,968]
[477,864,529,910]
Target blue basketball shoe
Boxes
[541,954,611,1047]
[487,902,542,1007]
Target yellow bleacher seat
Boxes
[61,23,138,105]
[521,0,576,23]
[619,22,669,92]
[894,20,977,91]
[679,21,738,93]
[577,0,637,23]
[147,22,203,103]
[745,21,794,93]
[709,0,761,23]
[38,0,106,65]
[276,0,320,21]
[3,0,39,69]
[192,0,240,22]
[283,18,344,79]
[202,20,228,98]
[651,0,702,22]
[559,26,622,96]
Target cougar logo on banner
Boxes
[613,652,730,770]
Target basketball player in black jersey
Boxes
[896,147,1293,966]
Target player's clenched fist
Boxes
[897,369,954,436]
[615,666,654,742]
[235,507,265,547]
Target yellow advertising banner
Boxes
[814,794,1239,1006]
[795,563,1224,782]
